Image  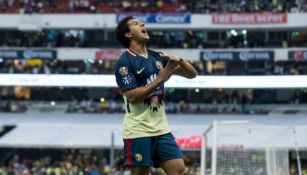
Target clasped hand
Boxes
[157,53,181,82]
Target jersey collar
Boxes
[127,49,148,59]
[126,49,137,57]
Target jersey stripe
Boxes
[125,139,132,165]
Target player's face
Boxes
[126,19,150,43]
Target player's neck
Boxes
[129,42,147,56]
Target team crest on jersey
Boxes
[156,61,163,70]
[135,153,142,162]
[119,66,128,75]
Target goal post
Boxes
[201,120,302,175]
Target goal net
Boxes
[201,121,302,175]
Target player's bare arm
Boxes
[159,53,197,79]
[124,61,178,104]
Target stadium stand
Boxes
[0,0,306,14]
[0,29,306,48]
[0,149,118,175]
[0,1,307,175]
[0,58,306,75]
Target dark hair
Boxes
[115,16,134,48]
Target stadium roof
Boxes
[0,114,307,149]
[0,123,121,148]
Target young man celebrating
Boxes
[115,16,197,175]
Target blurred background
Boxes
[0,0,307,175]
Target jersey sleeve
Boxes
[115,58,137,91]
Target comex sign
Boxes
[201,51,274,61]
[155,14,189,23]
[117,13,191,24]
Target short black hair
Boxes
[115,16,134,48]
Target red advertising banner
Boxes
[175,135,202,148]
[212,13,287,24]
[95,50,123,60]
[289,50,307,61]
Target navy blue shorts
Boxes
[123,132,183,168]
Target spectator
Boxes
[241,93,250,114]
[0,0,304,14]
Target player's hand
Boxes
[159,53,181,63]
[158,60,178,82]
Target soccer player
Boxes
[115,16,197,175]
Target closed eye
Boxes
[133,21,140,25]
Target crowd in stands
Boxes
[1,58,306,75]
[0,149,203,175]
[0,0,306,14]
[0,85,305,114]
[0,97,265,115]
[206,0,307,13]
[66,99,270,115]
[1,29,307,49]
[1,149,307,175]
[0,150,125,175]
[0,101,27,113]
